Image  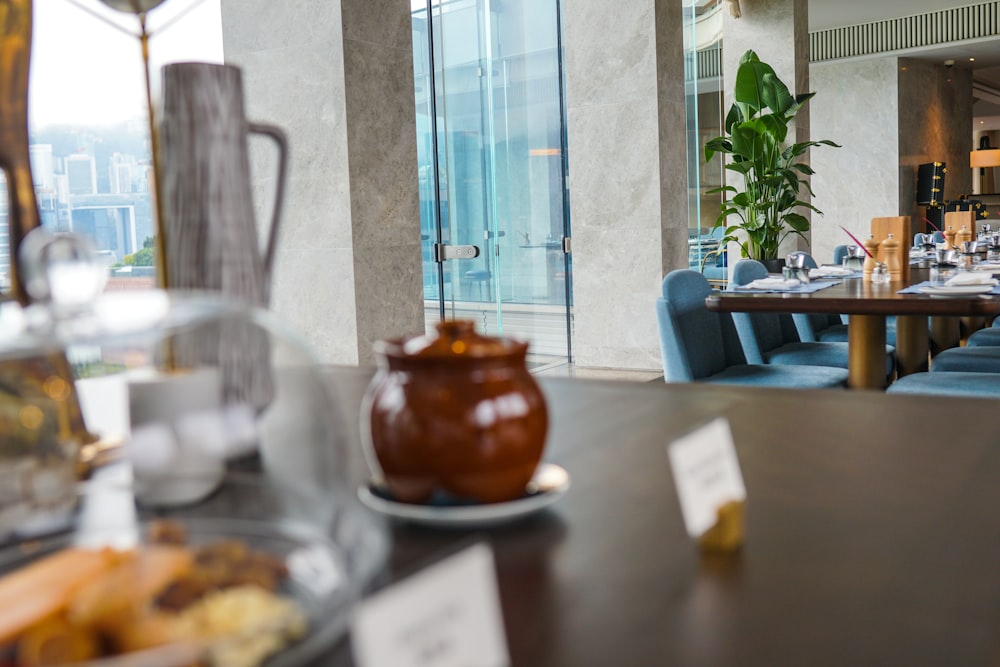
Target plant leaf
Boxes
[724,104,744,133]
[730,125,767,161]
[734,50,775,117]
[783,212,810,232]
[761,71,795,115]
[704,136,732,161]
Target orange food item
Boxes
[16,615,100,667]
[0,535,295,667]
[68,545,193,629]
[0,548,122,645]
[108,612,181,654]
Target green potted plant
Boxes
[704,49,839,270]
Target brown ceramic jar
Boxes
[364,320,548,504]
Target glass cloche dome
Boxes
[0,231,386,666]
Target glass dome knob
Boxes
[19,229,108,314]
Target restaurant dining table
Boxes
[705,266,1000,389]
[316,366,1000,666]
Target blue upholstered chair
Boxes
[931,231,946,244]
[783,252,852,344]
[913,232,928,248]
[930,346,1000,373]
[887,372,1000,398]
[732,258,769,284]
[656,270,848,388]
[730,260,895,376]
[795,313,850,343]
[832,244,848,266]
[965,322,1000,347]
[799,312,898,347]
[777,254,897,347]
[823,244,900,347]
[927,315,1000,368]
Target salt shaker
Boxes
[870,262,890,284]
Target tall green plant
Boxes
[704,50,839,261]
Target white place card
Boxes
[667,417,747,537]
[351,542,510,667]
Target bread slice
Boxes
[0,548,123,644]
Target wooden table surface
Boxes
[318,368,1000,666]
[704,267,1000,317]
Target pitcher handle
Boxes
[247,122,289,286]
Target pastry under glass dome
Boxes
[0,233,387,666]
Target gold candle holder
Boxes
[0,0,42,304]
[698,499,746,555]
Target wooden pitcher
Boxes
[158,62,288,411]
[158,61,288,306]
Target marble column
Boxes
[810,57,973,263]
[897,60,973,224]
[723,0,811,258]
[562,0,687,371]
[221,0,423,365]
[810,58,900,263]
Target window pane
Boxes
[0,0,223,296]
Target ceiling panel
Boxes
[808,0,986,32]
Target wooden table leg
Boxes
[847,314,887,390]
[930,316,960,357]
[960,316,986,344]
[895,315,929,377]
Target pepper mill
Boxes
[863,235,879,278]
[944,226,957,249]
[956,225,973,247]
[882,233,902,281]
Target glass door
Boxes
[412,0,572,367]
[683,0,727,285]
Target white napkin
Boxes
[741,277,801,290]
[973,263,1000,273]
[809,266,853,278]
[944,272,998,286]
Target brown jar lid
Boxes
[378,320,526,360]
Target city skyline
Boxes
[6,124,157,269]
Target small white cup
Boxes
[127,367,225,506]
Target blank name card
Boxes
[667,417,747,538]
[351,542,510,667]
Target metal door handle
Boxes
[433,243,481,262]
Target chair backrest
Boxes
[731,259,799,362]
[832,245,848,266]
[791,249,843,340]
[732,258,768,285]
[931,230,945,244]
[656,270,746,381]
[794,312,843,342]
[913,232,928,248]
